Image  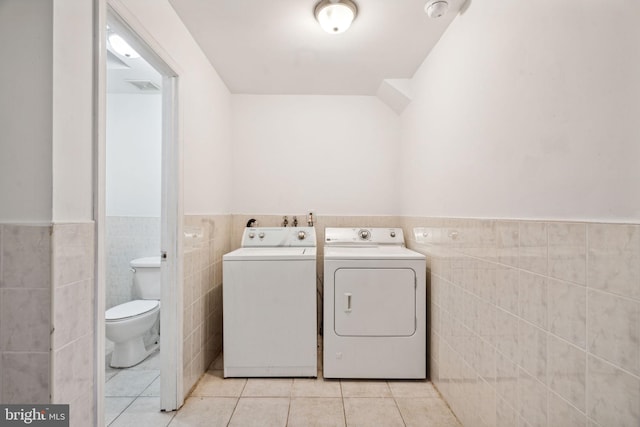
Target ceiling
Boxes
[168,0,464,95]
[107,49,163,94]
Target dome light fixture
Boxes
[108,33,140,59]
[425,0,449,18]
[314,0,358,34]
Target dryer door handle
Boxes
[345,293,352,312]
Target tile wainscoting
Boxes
[0,222,95,427]
[182,215,232,397]
[402,217,640,427]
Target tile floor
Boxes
[105,350,461,427]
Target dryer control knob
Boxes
[390,231,396,238]
[359,230,370,240]
[258,232,265,239]
[248,232,255,239]
[298,231,306,240]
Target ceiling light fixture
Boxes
[108,34,140,59]
[314,0,358,34]
[424,0,449,18]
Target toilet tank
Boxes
[130,256,161,300]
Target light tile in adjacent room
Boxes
[343,397,404,427]
[396,397,461,427]
[105,370,159,397]
[191,370,246,397]
[587,355,640,427]
[109,396,174,427]
[228,397,289,427]
[168,396,236,427]
[140,375,161,397]
[105,397,135,426]
[287,397,345,427]
[587,223,640,300]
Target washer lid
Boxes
[223,247,317,261]
[106,300,159,321]
[324,246,425,260]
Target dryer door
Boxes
[333,268,416,336]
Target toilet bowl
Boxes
[106,256,161,368]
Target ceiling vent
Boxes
[126,80,161,91]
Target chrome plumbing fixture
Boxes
[282,216,289,227]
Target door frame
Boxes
[94,1,184,423]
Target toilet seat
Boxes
[106,300,159,321]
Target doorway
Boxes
[96,6,183,425]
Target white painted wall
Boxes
[52,0,94,222]
[112,0,233,215]
[400,0,640,222]
[231,95,401,216]
[0,0,53,222]
[106,94,162,217]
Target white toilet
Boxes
[106,256,161,368]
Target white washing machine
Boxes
[323,227,426,379]
[223,227,317,377]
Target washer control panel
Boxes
[242,227,316,247]
[325,228,405,246]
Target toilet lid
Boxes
[106,300,159,321]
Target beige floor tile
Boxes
[340,380,391,398]
[292,377,342,397]
[288,397,346,427]
[168,396,237,427]
[191,370,246,397]
[387,380,440,398]
[109,396,175,427]
[242,378,293,397]
[395,397,462,427]
[228,397,289,427]
[344,398,404,427]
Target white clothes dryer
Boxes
[323,227,426,379]
[223,227,317,377]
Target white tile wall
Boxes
[105,216,160,309]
